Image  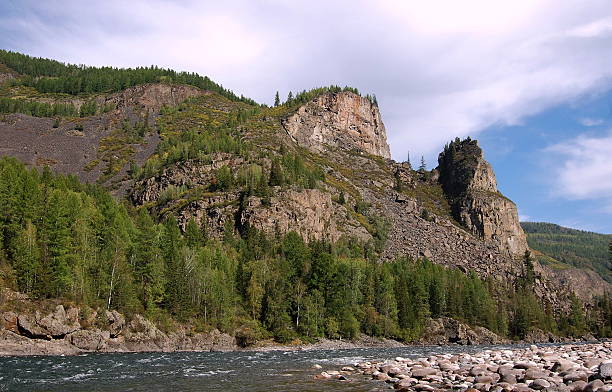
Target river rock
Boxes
[411,368,438,378]
[530,378,551,390]
[600,361,612,379]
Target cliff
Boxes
[437,138,528,258]
[282,92,391,158]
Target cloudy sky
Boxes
[2,0,612,232]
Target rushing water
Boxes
[0,344,525,392]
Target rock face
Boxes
[282,92,391,159]
[240,188,371,243]
[437,138,528,258]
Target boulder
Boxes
[17,313,50,339]
[105,309,126,338]
[530,379,551,390]
[599,361,612,379]
[411,368,438,378]
[69,329,109,351]
[37,305,80,337]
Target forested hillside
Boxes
[521,222,612,283]
[0,50,256,104]
[0,51,611,346]
[1,158,609,342]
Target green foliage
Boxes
[278,85,375,109]
[521,222,612,283]
[0,50,257,105]
[1,157,609,342]
[0,97,78,117]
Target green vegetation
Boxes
[0,157,610,343]
[521,222,612,283]
[0,50,256,104]
[0,97,78,117]
[279,85,377,109]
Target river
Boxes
[1,344,525,391]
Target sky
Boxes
[1,0,612,233]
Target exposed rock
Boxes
[329,343,612,392]
[69,329,109,351]
[437,138,528,258]
[282,92,391,158]
[37,305,80,337]
[420,317,508,346]
[600,361,612,379]
[17,313,52,339]
[240,187,371,243]
[1,311,18,333]
[105,309,125,338]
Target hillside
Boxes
[521,222,612,283]
[0,51,610,349]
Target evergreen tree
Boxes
[269,159,284,187]
[419,156,426,172]
[274,91,280,107]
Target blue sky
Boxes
[478,89,612,233]
[1,0,612,233]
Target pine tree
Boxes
[286,91,293,104]
[10,220,41,294]
[419,156,426,172]
[269,159,284,187]
[274,91,280,107]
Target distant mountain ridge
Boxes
[521,222,612,283]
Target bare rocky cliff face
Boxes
[282,92,391,159]
[437,138,528,258]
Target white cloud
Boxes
[546,131,612,211]
[579,117,604,126]
[2,0,612,161]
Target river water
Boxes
[1,344,523,392]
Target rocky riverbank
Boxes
[0,289,598,357]
[317,343,612,391]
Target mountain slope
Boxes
[0,51,610,345]
[521,222,612,283]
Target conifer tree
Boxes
[419,156,426,172]
[274,91,280,107]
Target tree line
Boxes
[521,222,612,283]
[0,50,256,105]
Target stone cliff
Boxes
[437,138,528,258]
[282,92,391,159]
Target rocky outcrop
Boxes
[437,138,528,258]
[420,317,508,345]
[240,188,371,243]
[17,305,80,339]
[282,92,391,158]
[0,291,238,356]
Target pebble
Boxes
[318,342,612,391]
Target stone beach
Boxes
[316,343,612,391]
